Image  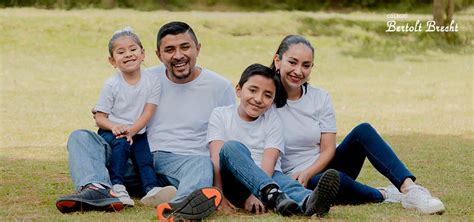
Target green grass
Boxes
[0,8,473,221]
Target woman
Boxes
[271,35,445,214]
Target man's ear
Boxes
[155,49,162,62]
[196,42,201,57]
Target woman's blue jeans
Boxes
[219,141,311,209]
[307,123,415,204]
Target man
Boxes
[56,21,235,221]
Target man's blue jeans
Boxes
[219,141,312,209]
[66,129,213,202]
[98,129,158,193]
[307,123,416,204]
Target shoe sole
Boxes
[277,199,300,216]
[156,187,222,221]
[305,169,340,217]
[403,202,445,214]
[141,186,177,207]
[56,198,124,213]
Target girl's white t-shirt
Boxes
[276,86,337,175]
[95,70,161,134]
[207,104,285,171]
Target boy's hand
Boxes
[111,125,129,137]
[244,194,266,214]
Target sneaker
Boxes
[262,187,299,216]
[401,184,445,214]
[304,169,340,217]
[156,187,222,221]
[141,186,177,207]
[112,184,134,207]
[377,184,402,203]
[56,183,124,213]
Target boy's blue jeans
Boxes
[219,141,312,209]
[306,123,416,204]
[98,129,157,193]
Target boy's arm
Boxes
[128,103,157,137]
[209,140,237,213]
[260,148,280,177]
[95,112,128,136]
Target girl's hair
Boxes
[108,27,143,57]
[238,63,287,108]
[269,35,315,93]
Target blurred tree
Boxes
[433,0,455,25]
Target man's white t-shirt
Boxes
[146,65,236,156]
[207,104,285,171]
[277,86,337,175]
[94,70,161,134]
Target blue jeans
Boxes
[306,123,416,204]
[98,129,158,193]
[66,129,213,202]
[220,141,311,209]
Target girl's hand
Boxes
[244,195,266,214]
[218,197,237,214]
[112,125,129,137]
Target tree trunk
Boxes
[433,0,445,26]
[446,0,455,25]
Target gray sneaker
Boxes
[401,185,445,214]
[141,186,177,207]
[377,184,402,203]
[112,184,135,207]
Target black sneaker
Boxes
[56,184,124,213]
[156,187,222,221]
[262,187,300,216]
[304,169,340,217]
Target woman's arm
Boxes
[293,133,336,187]
[261,148,280,177]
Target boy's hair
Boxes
[108,27,143,57]
[156,21,198,50]
[238,63,287,108]
[269,35,314,93]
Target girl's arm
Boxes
[128,103,157,137]
[95,112,128,136]
[293,133,336,187]
[261,148,280,177]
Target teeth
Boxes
[174,62,186,67]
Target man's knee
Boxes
[67,129,96,150]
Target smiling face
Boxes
[156,32,201,84]
[108,36,145,75]
[273,43,313,98]
[236,74,276,122]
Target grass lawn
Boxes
[0,8,473,221]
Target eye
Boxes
[249,88,256,93]
[182,45,190,50]
[265,94,273,99]
[288,60,296,65]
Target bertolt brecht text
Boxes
[386,20,459,32]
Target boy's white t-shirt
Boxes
[94,70,161,134]
[276,86,337,175]
[146,66,236,156]
[207,104,285,171]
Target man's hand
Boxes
[218,197,237,214]
[244,194,266,214]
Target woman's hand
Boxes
[218,197,237,214]
[244,194,266,214]
[292,170,311,188]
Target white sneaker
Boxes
[377,184,402,203]
[112,184,135,207]
[141,186,177,207]
[401,185,445,214]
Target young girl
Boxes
[207,63,340,217]
[94,27,176,207]
[271,35,445,214]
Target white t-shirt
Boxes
[94,70,161,134]
[277,86,337,175]
[207,104,285,171]
[146,65,236,156]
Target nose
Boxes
[173,48,184,60]
[294,65,303,76]
[253,93,263,104]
